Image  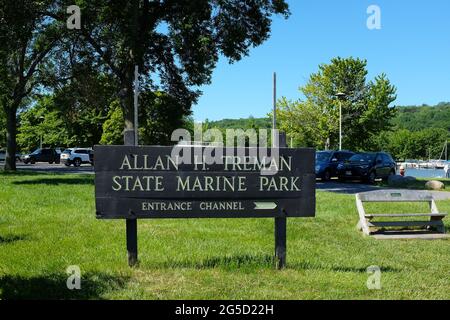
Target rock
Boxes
[425,180,445,190]
[388,175,416,187]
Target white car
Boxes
[61,148,94,167]
[0,150,22,162]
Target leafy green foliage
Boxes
[100,101,124,146]
[375,128,448,160]
[0,108,5,149]
[17,96,70,152]
[208,101,450,159]
[50,72,117,147]
[275,57,397,149]
[57,0,290,130]
[0,0,61,169]
[393,102,450,131]
[139,92,192,146]
[208,117,272,130]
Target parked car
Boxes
[22,148,60,164]
[0,150,22,162]
[337,152,396,184]
[315,150,355,181]
[61,148,94,167]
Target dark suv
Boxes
[315,150,355,181]
[337,152,396,184]
[23,148,60,164]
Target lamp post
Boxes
[335,92,346,151]
[39,116,45,149]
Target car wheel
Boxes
[49,161,54,164]
[367,171,376,184]
[64,163,71,167]
[323,170,331,181]
[73,158,82,167]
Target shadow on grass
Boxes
[164,254,274,269]
[0,272,129,300]
[0,234,29,245]
[163,254,401,273]
[0,171,43,176]
[12,177,94,186]
[290,261,401,273]
[379,178,450,191]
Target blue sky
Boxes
[192,0,450,121]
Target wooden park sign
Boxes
[94,144,316,268]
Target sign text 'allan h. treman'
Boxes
[95,146,315,219]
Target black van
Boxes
[23,148,60,164]
[315,150,355,181]
[337,152,396,184]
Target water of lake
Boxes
[404,168,447,179]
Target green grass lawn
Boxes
[0,172,449,300]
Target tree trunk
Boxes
[4,106,17,171]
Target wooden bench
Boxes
[355,190,448,239]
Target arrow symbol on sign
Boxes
[254,202,277,210]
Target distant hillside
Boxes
[393,102,450,131]
[208,117,271,130]
[208,103,450,132]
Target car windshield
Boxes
[31,149,42,155]
[349,153,376,162]
[316,152,332,162]
[63,150,72,154]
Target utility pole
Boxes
[272,72,277,139]
[39,116,45,149]
[336,92,346,151]
[272,72,286,269]
[134,65,139,146]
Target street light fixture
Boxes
[335,92,346,151]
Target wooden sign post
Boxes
[275,132,287,269]
[124,129,138,266]
[95,143,315,268]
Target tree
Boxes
[17,95,71,152]
[0,0,60,170]
[277,57,397,150]
[50,70,117,147]
[0,107,5,149]
[139,91,192,145]
[275,98,334,148]
[374,128,449,160]
[54,0,290,140]
[100,101,124,145]
[100,92,192,146]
